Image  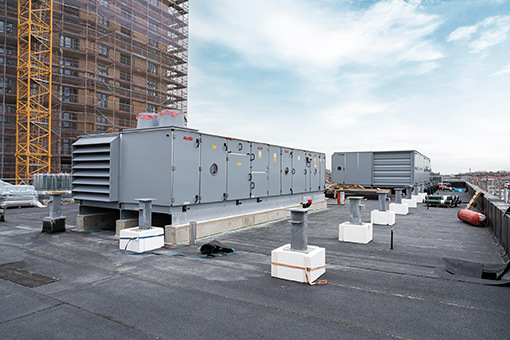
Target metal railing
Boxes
[466,182,510,258]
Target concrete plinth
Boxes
[389,203,409,215]
[76,212,119,231]
[165,200,327,245]
[271,244,325,284]
[401,198,417,208]
[115,218,138,236]
[42,216,66,233]
[119,227,164,253]
[339,222,373,244]
[370,210,396,225]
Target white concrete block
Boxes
[389,203,409,215]
[412,193,427,203]
[119,227,164,253]
[271,244,326,284]
[370,210,396,225]
[401,198,417,208]
[339,222,373,244]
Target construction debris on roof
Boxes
[0,180,41,208]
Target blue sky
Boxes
[187,0,510,174]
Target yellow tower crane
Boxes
[15,0,53,184]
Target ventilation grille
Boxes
[72,136,119,202]
[373,152,412,186]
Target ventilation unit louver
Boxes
[72,136,119,202]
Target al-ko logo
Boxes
[183,136,194,141]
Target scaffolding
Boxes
[15,0,53,184]
[0,0,189,180]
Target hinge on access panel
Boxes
[172,166,176,171]
[199,166,202,171]
[171,197,175,203]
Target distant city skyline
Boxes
[187,0,509,174]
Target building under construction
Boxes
[0,0,188,180]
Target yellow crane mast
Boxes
[15,0,53,184]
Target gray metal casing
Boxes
[331,150,431,188]
[72,127,325,220]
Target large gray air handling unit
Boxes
[72,119,326,228]
[331,150,432,189]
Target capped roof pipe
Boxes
[377,191,388,212]
[288,208,310,252]
[394,188,403,204]
[349,196,364,225]
[137,198,154,230]
[405,186,413,199]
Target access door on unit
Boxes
[171,130,200,206]
[305,153,312,191]
[281,148,292,195]
[199,135,227,203]
[268,145,281,196]
[332,153,346,185]
[310,153,320,191]
[226,139,251,200]
[318,154,326,191]
[292,149,306,194]
[250,142,269,198]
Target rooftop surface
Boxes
[1,190,509,339]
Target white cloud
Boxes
[191,0,443,71]
[448,15,510,53]
[319,101,391,128]
[491,64,510,76]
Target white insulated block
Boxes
[271,244,326,284]
[401,198,417,208]
[119,227,164,253]
[339,222,373,244]
[389,203,409,215]
[370,210,396,225]
[412,193,427,203]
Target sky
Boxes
[186,0,510,175]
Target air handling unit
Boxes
[72,111,326,243]
[331,150,432,190]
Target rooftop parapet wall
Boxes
[466,182,510,259]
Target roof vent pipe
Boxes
[377,191,388,212]
[405,186,413,199]
[349,196,364,225]
[394,188,403,204]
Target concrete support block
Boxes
[165,200,327,245]
[119,227,164,253]
[115,218,138,236]
[401,198,417,208]
[389,203,409,215]
[76,212,119,231]
[370,210,396,226]
[271,244,325,284]
[339,222,373,244]
[42,217,66,233]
